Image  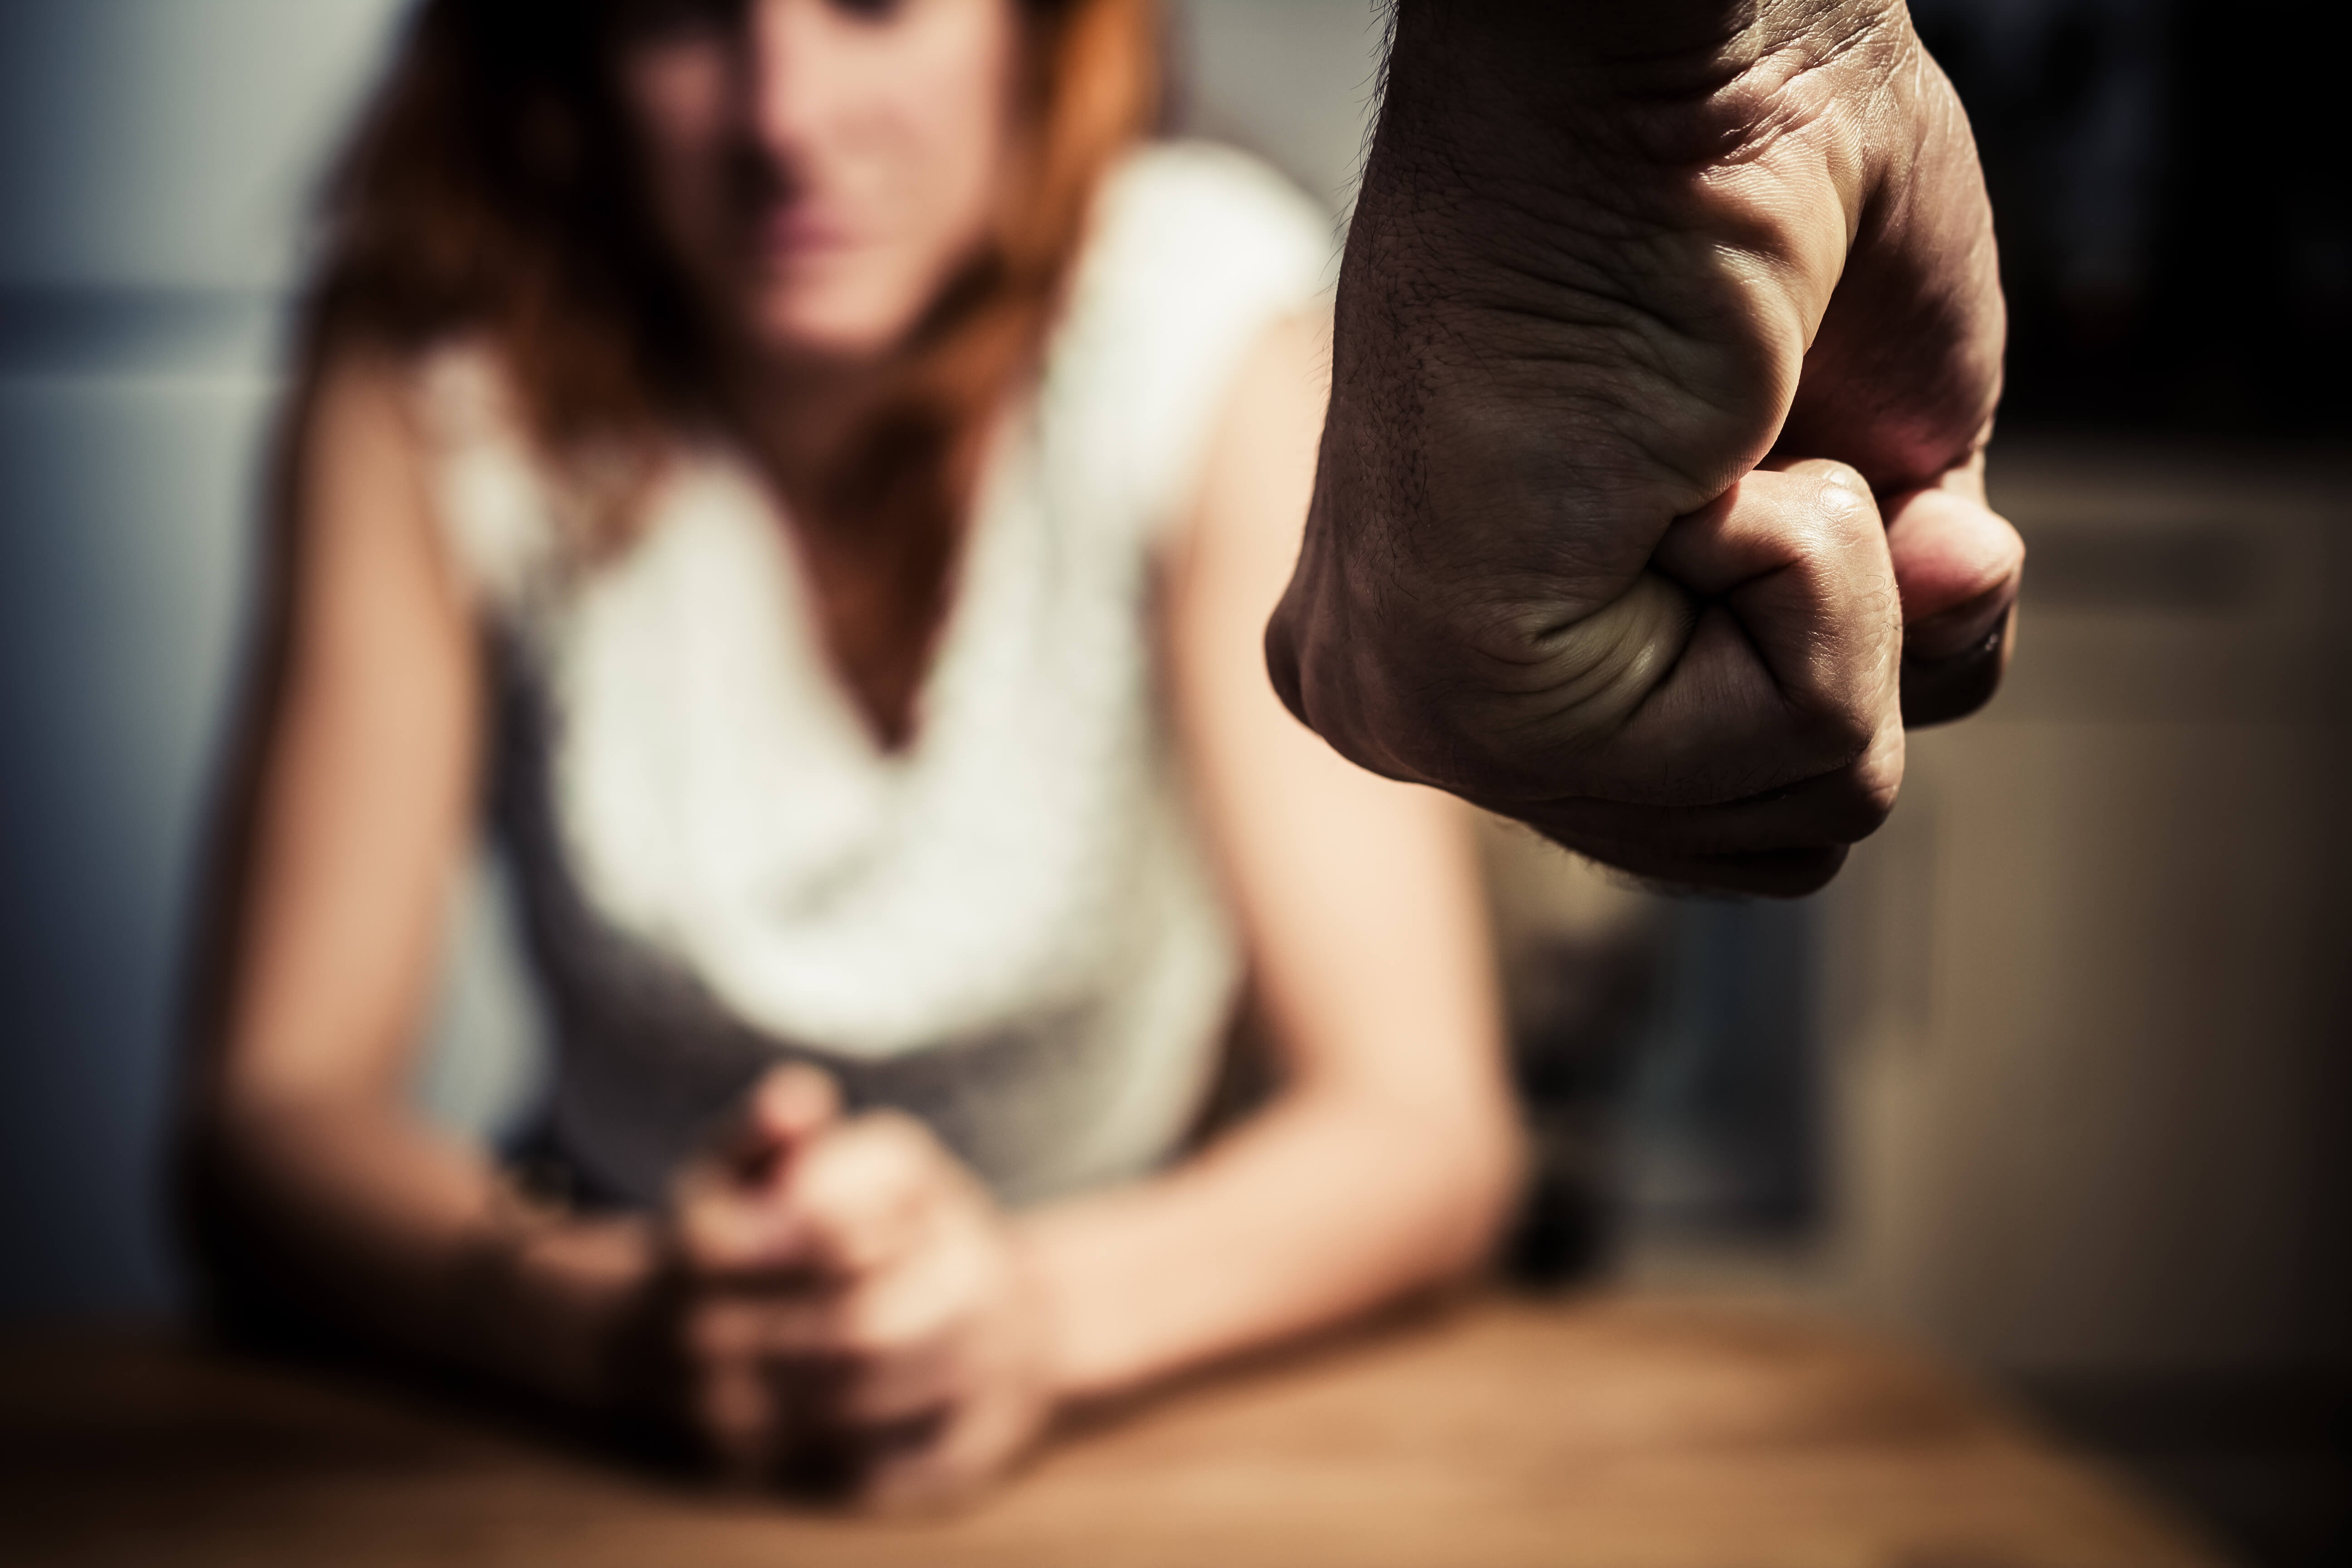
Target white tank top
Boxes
[415,143,1333,1208]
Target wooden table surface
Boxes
[0,1294,2230,1568]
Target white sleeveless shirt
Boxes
[416,144,1333,1209]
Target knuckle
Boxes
[803,1118,941,1221]
[1806,457,1872,500]
[833,1300,911,1365]
[1806,468,1883,547]
[1829,774,1900,843]
[862,1108,938,1159]
[1769,708,1901,837]
[1824,735,1904,842]
[1813,701,1887,769]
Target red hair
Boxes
[302,0,1161,738]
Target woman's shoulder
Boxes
[397,337,530,460]
[1077,141,1336,328]
[1046,143,1334,532]
[368,334,571,614]
[1094,140,1336,255]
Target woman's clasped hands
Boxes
[660,1065,1056,1510]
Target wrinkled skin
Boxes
[1267,0,2020,895]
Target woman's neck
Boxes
[714,341,955,751]
[718,347,895,526]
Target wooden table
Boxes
[0,1295,2230,1568]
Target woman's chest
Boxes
[520,446,1177,989]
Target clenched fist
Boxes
[1268,0,2021,894]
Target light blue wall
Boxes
[0,0,409,1314]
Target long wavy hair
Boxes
[301,0,1159,730]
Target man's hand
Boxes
[666,1067,1054,1510]
[1267,0,2020,894]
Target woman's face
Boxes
[615,0,1023,365]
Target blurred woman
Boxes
[182,0,1521,1508]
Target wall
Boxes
[0,0,408,1313]
[1818,444,2352,1374]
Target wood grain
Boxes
[0,1295,2233,1568]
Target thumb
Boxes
[1882,471,2024,726]
[1884,478,2023,651]
[676,1064,842,1275]
[724,1063,843,1186]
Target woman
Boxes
[183,0,1522,1509]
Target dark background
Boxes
[1916,0,2352,437]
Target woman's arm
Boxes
[1015,313,1528,1401]
[185,353,651,1406]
